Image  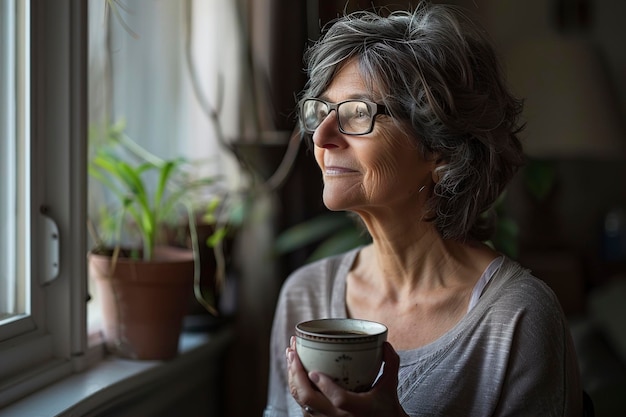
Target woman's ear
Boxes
[432,168,440,184]
[431,156,446,184]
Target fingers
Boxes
[287,337,325,413]
[287,341,310,396]
[311,342,400,412]
[307,371,350,409]
[288,338,405,417]
[367,342,408,417]
[288,337,344,416]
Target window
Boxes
[0,0,25,328]
[0,0,252,410]
[0,0,87,407]
[0,0,34,346]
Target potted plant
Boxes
[88,122,226,360]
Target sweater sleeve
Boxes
[492,276,583,417]
[263,251,354,417]
[263,282,292,417]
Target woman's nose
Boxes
[312,110,344,149]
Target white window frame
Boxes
[0,0,87,408]
[0,0,28,339]
[0,0,18,323]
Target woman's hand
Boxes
[287,338,409,417]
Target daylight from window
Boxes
[0,0,29,328]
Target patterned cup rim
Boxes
[296,318,387,344]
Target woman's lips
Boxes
[324,166,358,175]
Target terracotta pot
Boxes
[88,246,194,360]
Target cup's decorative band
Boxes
[295,318,387,344]
[295,330,378,344]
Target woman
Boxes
[264,3,583,416]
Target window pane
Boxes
[0,0,29,326]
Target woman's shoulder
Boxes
[496,258,559,299]
[274,248,361,323]
[484,257,567,321]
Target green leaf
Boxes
[274,213,360,254]
[207,227,228,248]
[306,227,371,263]
[154,159,179,208]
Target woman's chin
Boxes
[322,201,344,211]
[322,193,352,212]
[322,185,362,210]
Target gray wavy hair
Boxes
[298,2,525,242]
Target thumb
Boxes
[373,342,400,390]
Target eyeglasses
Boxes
[299,98,389,135]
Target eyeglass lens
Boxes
[302,100,375,134]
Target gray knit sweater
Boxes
[264,248,583,417]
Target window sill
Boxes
[0,326,233,417]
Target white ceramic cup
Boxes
[295,318,388,392]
